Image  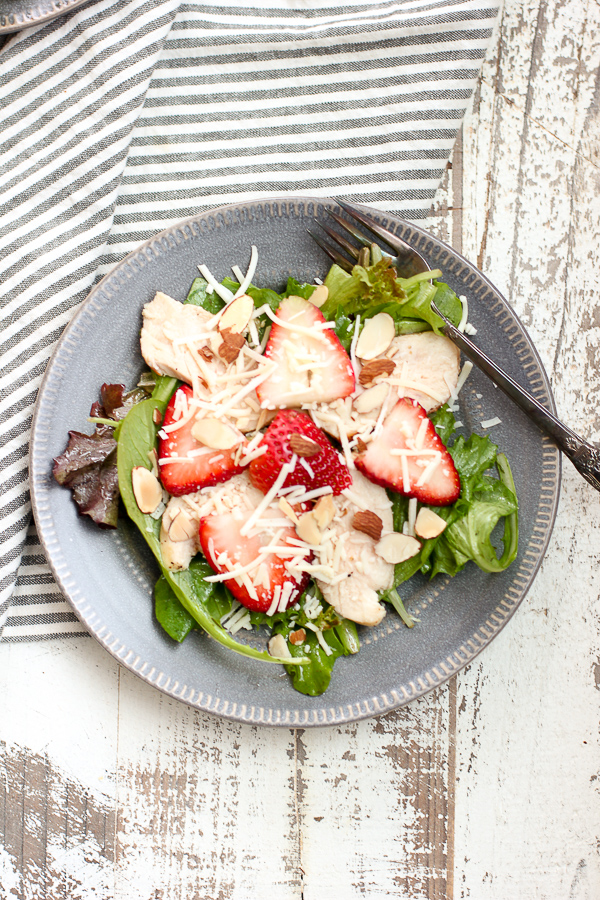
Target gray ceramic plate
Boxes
[30,197,561,727]
[0,0,89,33]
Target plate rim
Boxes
[29,196,562,727]
[0,0,89,33]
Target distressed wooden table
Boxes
[2,0,599,896]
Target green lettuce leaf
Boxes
[321,257,463,337]
[431,452,518,576]
[322,260,406,319]
[284,277,316,300]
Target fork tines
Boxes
[333,199,409,256]
[312,199,430,279]
[306,227,355,273]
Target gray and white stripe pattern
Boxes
[0,0,497,641]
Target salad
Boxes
[53,246,519,696]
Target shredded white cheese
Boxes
[455,360,474,398]
[266,586,282,617]
[415,452,442,486]
[198,264,235,302]
[239,455,298,537]
[349,314,361,381]
[407,498,418,536]
[264,307,333,341]
[233,245,258,299]
[458,294,469,332]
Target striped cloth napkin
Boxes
[0,0,498,641]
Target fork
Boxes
[310,199,600,493]
[309,198,431,279]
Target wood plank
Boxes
[453,0,600,895]
[0,641,120,898]
[298,686,454,900]
[0,740,117,898]
[113,666,301,900]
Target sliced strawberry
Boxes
[249,409,352,496]
[158,385,246,496]
[256,295,355,408]
[355,398,460,505]
[199,510,311,613]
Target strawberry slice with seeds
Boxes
[158,385,246,496]
[199,510,311,613]
[249,409,352,496]
[256,295,355,408]
[355,398,460,505]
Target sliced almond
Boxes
[414,507,447,540]
[289,433,321,458]
[218,329,246,364]
[354,382,390,414]
[198,345,214,362]
[313,494,336,530]
[296,510,323,546]
[352,510,383,541]
[268,634,292,659]
[152,408,162,425]
[358,358,396,387]
[356,313,396,360]
[289,628,306,645]
[256,408,273,431]
[375,532,421,564]
[147,448,159,477]
[218,294,254,334]
[131,466,164,515]
[191,417,241,450]
[278,497,299,524]
[309,284,328,308]
[168,510,197,542]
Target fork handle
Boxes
[431,303,600,490]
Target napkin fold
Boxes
[0,0,498,641]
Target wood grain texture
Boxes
[453,0,600,895]
[2,0,600,896]
[0,742,116,900]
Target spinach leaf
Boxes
[185,276,224,314]
[272,618,360,696]
[220,277,282,313]
[116,385,308,666]
[246,585,359,695]
[155,576,196,642]
[155,560,235,643]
